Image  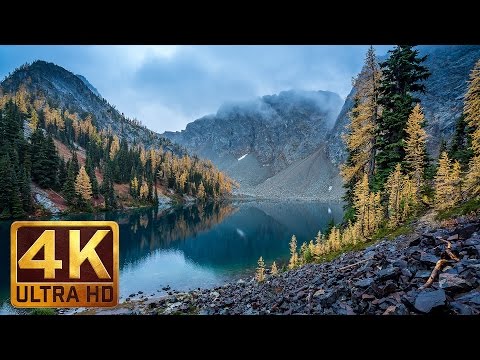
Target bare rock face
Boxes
[164,90,344,200]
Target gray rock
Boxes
[420,252,440,265]
[354,278,374,288]
[414,289,446,313]
[450,301,475,315]
[439,273,472,292]
[415,270,432,279]
[393,259,408,269]
[376,267,400,281]
[401,268,413,278]
[454,290,480,305]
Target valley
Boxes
[1,44,480,316]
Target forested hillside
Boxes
[0,61,235,218]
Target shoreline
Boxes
[75,212,480,315]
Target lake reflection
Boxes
[0,200,343,312]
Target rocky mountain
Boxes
[164,90,343,199]
[327,45,480,166]
[76,74,101,98]
[0,60,173,149]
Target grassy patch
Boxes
[315,222,414,264]
[29,308,56,315]
[435,198,480,221]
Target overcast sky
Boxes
[0,45,392,133]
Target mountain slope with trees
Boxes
[0,61,235,218]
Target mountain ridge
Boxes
[0,60,176,150]
[163,89,344,196]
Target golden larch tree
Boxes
[288,235,298,269]
[341,46,382,186]
[75,166,93,201]
[140,182,149,199]
[404,104,427,191]
[131,176,139,194]
[197,181,206,200]
[255,256,265,282]
[109,135,120,160]
[434,152,455,211]
[271,261,278,275]
[139,147,147,167]
[451,160,463,204]
[386,164,403,227]
[29,109,39,131]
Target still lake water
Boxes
[0,200,343,314]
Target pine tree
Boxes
[75,166,93,202]
[449,114,473,168]
[62,162,77,205]
[404,104,428,191]
[43,135,59,189]
[19,167,32,212]
[288,235,298,269]
[71,151,80,175]
[102,163,117,210]
[464,59,480,197]
[341,46,381,213]
[271,261,278,275]
[375,45,430,189]
[255,256,266,283]
[85,156,99,198]
[11,174,25,219]
[57,158,67,189]
[0,154,13,217]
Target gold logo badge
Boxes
[11,221,119,308]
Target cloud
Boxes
[0,45,392,133]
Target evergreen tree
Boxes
[448,114,473,168]
[57,158,67,189]
[62,162,77,206]
[71,150,80,175]
[10,171,25,219]
[30,128,45,184]
[374,45,430,190]
[102,163,117,210]
[0,154,13,217]
[19,167,32,212]
[43,135,58,188]
[464,59,480,197]
[85,156,99,197]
